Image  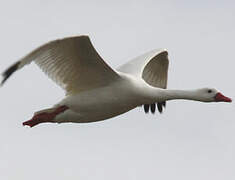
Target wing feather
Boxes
[117,49,168,88]
[118,49,169,113]
[1,36,120,95]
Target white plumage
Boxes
[17,36,120,95]
[1,35,231,127]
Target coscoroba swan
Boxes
[1,36,232,127]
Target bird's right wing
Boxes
[117,49,169,113]
[1,36,120,95]
[117,49,169,87]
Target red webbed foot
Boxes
[23,105,69,127]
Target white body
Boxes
[55,73,151,123]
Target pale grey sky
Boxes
[0,0,234,179]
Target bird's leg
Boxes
[23,105,69,127]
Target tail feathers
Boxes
[1,61,21,86]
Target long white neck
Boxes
[144,87,203,103]
[161,89,201,101]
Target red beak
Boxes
[215,92,232,102]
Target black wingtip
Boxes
[1,61,20,86]
[162,101,166,107]
[143,102,166,114]
[157,101,166,113]
[150,103,156,114]
[144,104,150,113]
[157,103,163,113]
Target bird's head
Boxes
[195,88,232,103]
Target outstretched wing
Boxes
[117,49,169,113]
[1,36,120,95]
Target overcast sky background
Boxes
[0,0,234,179]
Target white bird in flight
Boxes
[1,35,232,127]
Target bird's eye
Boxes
[208,90,212,93]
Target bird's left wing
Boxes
[117,49,169,113]
[1,36,120,95]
